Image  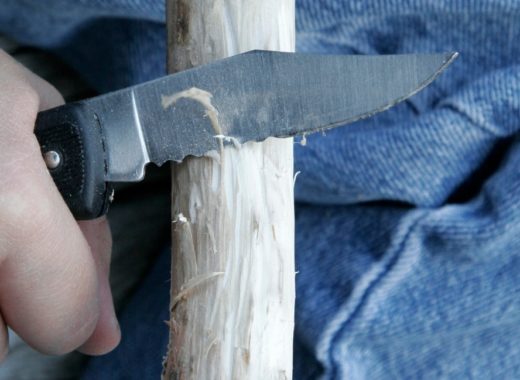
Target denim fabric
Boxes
[1,1,520,379]
[83,248,171,379]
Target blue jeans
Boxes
[1,1,520,378]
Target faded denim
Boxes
[1,1,520,379]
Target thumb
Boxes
[77,217,120,355]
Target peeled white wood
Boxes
[163,1,295,379]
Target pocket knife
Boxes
[34,50,457,219]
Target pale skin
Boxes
[0,50,120,359]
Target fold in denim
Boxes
[1,1,519,378]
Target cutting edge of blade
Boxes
[283,51,460,139]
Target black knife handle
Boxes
[34,104,111,220]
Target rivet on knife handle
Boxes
[34,103,111,220]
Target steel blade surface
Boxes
[82,51,457,181]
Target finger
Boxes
[77,217,121,355]
[0,50,100,355]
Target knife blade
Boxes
[34,50,458,219]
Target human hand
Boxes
[0,50,120,359]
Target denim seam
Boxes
[316,210,429,380]
[440,102,503,138]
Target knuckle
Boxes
[0,192,31,248]
[0,76,40,134]
[0,188,52,253]
[8,80,40,116]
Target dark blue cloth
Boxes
[1,1,520,379]
[83,249,171,379]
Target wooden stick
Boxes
[163,0,295,379]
